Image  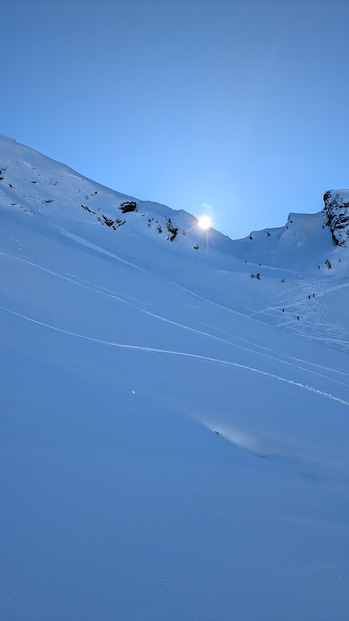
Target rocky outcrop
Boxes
[323,190,349,246]
[119,200,138,213]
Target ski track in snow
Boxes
[3,251,349,390]
[197,320,349,381]
[63,268,349,381]
[1,303,349,408]
[57,228,156,277]
[22,215,349,357]
[56,229,278,326]
[249,273,349,353]
[2,251,349,391]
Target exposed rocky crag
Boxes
[323,190,349,246]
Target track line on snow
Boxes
[2,251,349,387]
[54,232,268,323]
[1,303,349,408]
[198,320,349,380]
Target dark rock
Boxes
[323,190,349,246]
[101,215,114,227]
[119,201,137,213]
[81,204,95,214]
[166,218,179,241]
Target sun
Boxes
[198,215,212,230]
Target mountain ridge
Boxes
[2,135,349,262]
[2,135,349,352]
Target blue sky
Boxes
[1,0,349,239]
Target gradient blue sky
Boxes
[2,0,349,239]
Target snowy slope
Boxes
[1,136,349,621]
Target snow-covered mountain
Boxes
[1,136,349,621]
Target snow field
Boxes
[1,136,349,620]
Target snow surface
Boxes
[1,135,349,620]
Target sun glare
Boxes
[198,215,212,230]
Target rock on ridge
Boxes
[323,190,349,246]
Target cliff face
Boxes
[323,190,349,246]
